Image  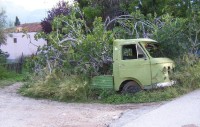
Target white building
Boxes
[0,23,47,63]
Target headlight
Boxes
[162,67,167,74]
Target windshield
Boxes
[145,43,164,58]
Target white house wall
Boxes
[0,32,47,61]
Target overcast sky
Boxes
[0,0,73,25]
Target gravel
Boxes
[0,83,162,127]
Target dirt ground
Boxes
[0,83,162,127]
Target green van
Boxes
[92,38,175,93]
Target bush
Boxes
[94,86,180,104]
[0,66,9,79]
[0,49,8,64]
[19,73,89,101]
[153,15,188,59]
[0,65,27,87]
[173,56,200,90]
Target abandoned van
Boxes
[92,38,175,93]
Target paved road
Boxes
[113,89,200,127]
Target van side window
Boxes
[122,44,137,60]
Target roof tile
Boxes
[18,23,42,32]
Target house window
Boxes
[14,38,17,43]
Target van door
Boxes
[119,44,152,86]
[145,43,173,86]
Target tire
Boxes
[122,81,141,94]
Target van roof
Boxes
[114,38,157,44]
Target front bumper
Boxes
[155,80,176,88]
[143,80,176,89]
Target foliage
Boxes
[77,0,199,22]
[0,9,6,45]
[173,55,200,89]
[20,1,200,104]
[187,14,200,55]
[136,0,192,17]
[0,66,10,79]
[77,0,128,20]
[19,54,200,104]
[36,4,200,78]
[152,15,188,58]
[0,49,8,64]
[100,87,181,104]
[107,11,152,39]
[108,12,200,60]
[0,65,27,87]
[0,66,27,81]
[22,56,37,73]
[19,73,89,101]
[0,9,7,64]
[0,7,9,61]
[14,16,20,26]
[82,6,102,25]
[152,13,200,59]
[41,0,71,34]
[19,62,200,103]
[36,7,113,77]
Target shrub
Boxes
[0,66,9,79]
[173,56,200,90]
[19,73,89,101]
[152,15,188,59]
[0,65,27,87]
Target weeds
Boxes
[19,73,89,102]
[0,66,27,88]
[100,86,182,104]
[19,77,197,104]
[19,55,200,104]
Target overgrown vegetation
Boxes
[41,0,72,34]
[0,9,6,45]
[19,55,200,104]
[0,65,27,88]
[13,0,200,103]
[19,60,200,104]
[0,9,23,87]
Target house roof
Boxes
[18,23,42,32]
[5,23,43,33]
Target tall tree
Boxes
[0,9,8,63]
[14,16,20,26]
[76,0,197,20]
[0,9,7,45]
[77,0,128,20]
[41,0,71,34]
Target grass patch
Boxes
[99,85,192,104]
[0,66,28,88]
[0,80,15,88]
[19,74,89,102]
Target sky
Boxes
[0,0,73,25]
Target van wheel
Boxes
[122,81,141,94]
